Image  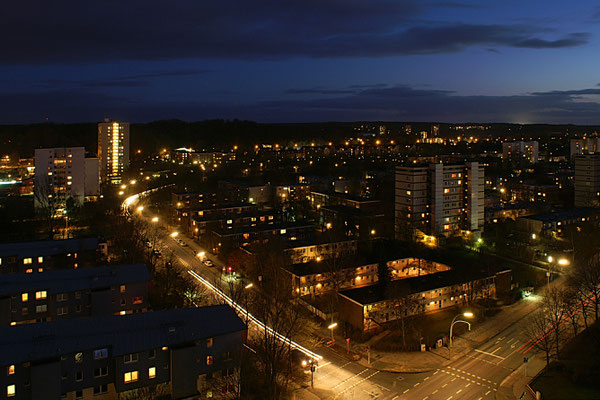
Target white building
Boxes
[98,120,130,184]
[84,157,100,197]
[395,162,484,240]
[34,147,86,213]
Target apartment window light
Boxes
[148,367,156,379]
[21,293,28,302]
[35,291,47,300]
[8,365,14,375]
[23,258,32,265]
[124,371,138,383]
[7,384,15,397]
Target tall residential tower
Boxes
[98,120,130,184]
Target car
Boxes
[145,240,153,248]
[153,249,162,258]
[203,259,214,267]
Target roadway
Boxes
[126,197,545,399]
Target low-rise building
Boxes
[338,269,510,332]
[284,239,358,264]
[516,208,600,236]
[0,238,100,274]
[320,205,387,240]
[0,264,150,326]
[0,305,246,400]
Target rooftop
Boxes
[0,305,246,366]
[520,208,598,223]
[339,268,496,305]
[0,264,150,296]
[0,238,98,258]
[321,204,385,217]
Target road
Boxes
[127,198,544,399]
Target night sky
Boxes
[2,0,600,124]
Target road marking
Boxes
[442,384,448,388]
[451,377,457,382]
[335,371,380,396]
[392,397,399,400]
[485,390,491,395]
[414,382,420,387]
[331,368,368,389]
[474,348,505,360]
[403,389,410,394]
[465,383,471,387]
[456,389,462,394]
[316,361,331,369]
[433,370,439,375]
[423,397,428,400]
[424,376,430,381]
[447,396,453,400]
[433,390,439,394]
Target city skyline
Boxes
[2,0,600,124]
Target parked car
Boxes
[203,259,214,267]
[153,249,162,258]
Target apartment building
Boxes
[338,269,511,332]
[0,264,150,326]
[502,141,539,164]
[570,137,600,158]
[98,120,130,184]
[574,153,600,207]
[0,305,246,400]
[0,238,100,274]
[34,147,85,212]
[395,162,484,241]
[284,239,358,264]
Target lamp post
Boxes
[449,312,473,357]
[244,283,253,325]
[328,322,337,344]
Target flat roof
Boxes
[519,208,598,223]
[212,221,315,236]
[0,264,150,296]
[0,305,246,366]
[0,238,98,258]
[339,268,496,306]
[321,205,385,217]
[284,257,379,277]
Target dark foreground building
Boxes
[0,305,246,400]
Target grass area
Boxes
[530,320,600,400]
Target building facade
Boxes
[395,162,484,241]
[574,153,600,207]
[98,120,130,184]
[0,305,246,400]
[570,137,600,158]
[502,141,539,164]
[0,264,150,326]
[34,147,86,213]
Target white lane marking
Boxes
[331,368,368,389]
[433,370,439,375]
[433,390,439,394]
[414,382,420,387]
[447,396,453,400]
[392,397,399,400]
[451,377,457,382]
[474,348,505,360]
[403,389,410,394]
[442,384,448,388]
[492,347,502,354]
[456,389,462,394]
[465,383,471,387]
[335,371,380,396]
[316,361,331,369]
[485,390,491,395]
[424,376,430,381]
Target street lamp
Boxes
[328,322,338,343]
[151,217,159,223]
[197,251,205,259]
[449,312,473,357]
[136,206,144,212]
[245,283,253,289]
[170,232,179,238]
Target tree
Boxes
[523,309,554,369]
[33,174,63,238]
[377,261,392,290]
[122,383,169,400]
[571,252,600,321]
[543,287,568,360]
[385,283,421,349]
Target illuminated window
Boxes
[21,293,28,302]
[443,224,450,230]
[8,365,14,375]
[148,367,156,379]
[444,188,450,194]
[280,229,287,234]
[206,356,213,365]
[25,269,33,274]
[23,258,32,265]
[37,256,43,263]
[7,384,15,397]
[206,338,213,348]
[133,296,143,305]
[120,285,126,293]
[35,291,47,300]
[124,371,138,383]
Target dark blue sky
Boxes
[2,0,600,124]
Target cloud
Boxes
[3,84,600,124]
[0,1,589,64]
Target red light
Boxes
[227,266,233,272]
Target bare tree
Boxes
[122,383,169,399]
[571,252,600,321]
[386,284,421,349]
[523,310,554,369]
[543,287,568,360]
[34,174,63,238]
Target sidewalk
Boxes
[496,354,545,400]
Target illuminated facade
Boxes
[34,147,85,213]
[98,120,130,184]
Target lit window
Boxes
[280,229,287,234]
[7,384,15,397]
[25,269,32,274]
[35,291,47,300]
[37,256,43,263]
[124,371,138,383]
[23,258,32,265]
[133,296,143,305]
[120,285,126,293]
[206,338,213,348]
[444,188,450,194]
[206,356,213,365]
[21,293,28,302]
[8,365,14,375]
[149,367,156,379]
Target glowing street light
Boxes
[245,283,253,289]
[130,179,136,185]
[136,206,144,212]
[547,256,553,263]
[328,322,338,342]
[197,251,205,259]
[558,258,569,266]
[151,217,159,223]
[170,232,179,238]
[118,191,124,196]
[449,312,473,356]
[120,184,127,189]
